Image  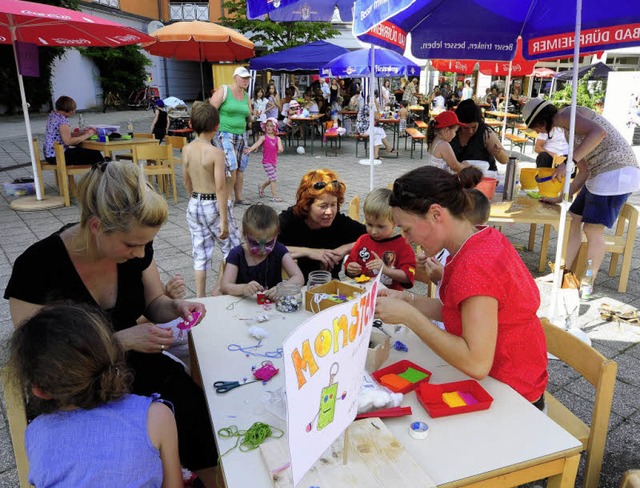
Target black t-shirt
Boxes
[4,225,152,331]
[450,123,498,171]
[278,208,366,281]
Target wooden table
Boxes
[489,196,571,272]
[485,110,520,120]
[191,294,581,488]
[289,114,324,155]
[377,118,400,158]
[81,137,158,159]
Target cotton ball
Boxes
[296,146,305,155]
[357,390,376,413]
[248,325,268,340]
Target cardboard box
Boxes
[304,280,364,313]
[365,328,390,372]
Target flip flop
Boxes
[235,199,251,206]
[258,185,265,198]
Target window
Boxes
[92,0,119,8]
[169,3,209,21]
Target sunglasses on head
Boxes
[246,235,277,255]
[313,179,341,191]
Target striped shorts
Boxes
[214,131,249,174]
[186,198,241,271]
[262,162,277,181]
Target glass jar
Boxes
[275,281,303,313]
[307,270,332,289]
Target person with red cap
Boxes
[426,111,470,174]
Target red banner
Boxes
[528,23,640,56]
[431,59,476,74]
[365,21,407,51]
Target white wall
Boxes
[51,49,100,110]
[603,71,640,145]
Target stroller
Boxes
[128,86,160,111]
[168,104,191,132]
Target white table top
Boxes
[191,295,581,487]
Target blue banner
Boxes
[246,0,300,19]
[353,0,414,36]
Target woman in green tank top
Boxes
[210,67,252,204]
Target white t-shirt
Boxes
[432,95,445,110]
[253,98,268,122]
[537,127,569,155]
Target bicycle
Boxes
[102,91,123,113]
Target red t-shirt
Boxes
[345,234,416,291]
[440,227,548,402]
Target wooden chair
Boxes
[53,143,92,207]
[117,133,155,161]
[348,194,360,222]
[541,317,618,488]
[1,366,32,488]
[164,135,187,166]
[132,144,178,203]
[573,203,638,292]
[32,138,58,197]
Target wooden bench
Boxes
[504,133,528,154]
[485,119,503,132]
[354,133,369,158]
[414,120,428,132]
[323,129,341,157]
[404,128,426,159]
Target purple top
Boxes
[266,96,279,119]
[262,134,279,165]
[43,111,69,158]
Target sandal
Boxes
[599,303,640,324]
[235,199,251,206]
[258,185,265,198]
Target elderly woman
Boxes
[450,99,509,172]
[375,166,548,409]
[5,160,218,487]
[210,66,252,205]
[522,98,640,288]
[43,96,103,165]
[278,169,366,281]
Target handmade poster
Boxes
[283,275,380,485]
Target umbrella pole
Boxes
[500,63,512,146]
[369,47,375,190]
[548,0,587,342]
[9,27,64,211]
[200,61,205,100]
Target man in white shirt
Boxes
[320,78,331,100]
[535,126,569,167]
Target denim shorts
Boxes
[569,186,630,228]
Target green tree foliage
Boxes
[550,67,605,110]
[221,0,339,52]
[0,0,79,114]
[81,45,151,98]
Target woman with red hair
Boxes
[278,169,366,281]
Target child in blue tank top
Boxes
[8,304,183,488]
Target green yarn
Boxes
[218,422,284,458]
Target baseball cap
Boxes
[155,99,165,108]
[434,111,466,128]
[522,98,553,127]
[233,66,251,78]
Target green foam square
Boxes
[397,367,428,384]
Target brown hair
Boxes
[8,304,132,414]
[191,100,220,134]
[55,96,77,113]
[242,203,279,236]
[363,188,393,221]
[465,188,490,225]
[293,169,346,218]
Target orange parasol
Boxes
[144,21,254,62]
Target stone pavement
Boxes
[0,108,639,487]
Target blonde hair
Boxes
[363,188,393,222]
[77,160,168,235]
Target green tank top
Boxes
[219,86,250,135]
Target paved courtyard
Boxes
[0,108,639,487]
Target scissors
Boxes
[372,319,392,337]
[214,379,259,394]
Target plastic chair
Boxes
[1,366,32,488]
[132,144,178,203]
[573,203,638,292]
[541,317,618,488]
[53,143,92,207]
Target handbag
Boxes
[562,269,580,289]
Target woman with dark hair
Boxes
[450,99,509,172]
[375,166,548,409]
[278,169,366,280]
[522,98,640,287]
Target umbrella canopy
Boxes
[143,21,254,62]
[430,59,476,75]
[553,61,612,80]
[0,0,152,46]
[0,0,153,207]
[478,39,537,76]
[247,0,353,21]
[531,67,557,78]
[249,40,348,72]
[321,46,420,78]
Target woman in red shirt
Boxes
[375,166,548,409]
